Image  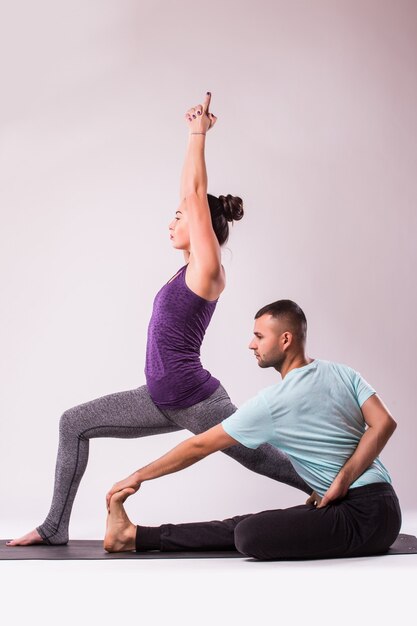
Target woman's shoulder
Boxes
[184,262,226,301]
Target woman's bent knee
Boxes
[59,406,84,436]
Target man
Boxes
[104,300,401,560]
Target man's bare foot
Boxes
[104,488,136,553]
[6,529,45,547]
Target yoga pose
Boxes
[7,94,310,547]
[104,299,401,560]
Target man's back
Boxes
[222,359,391,496]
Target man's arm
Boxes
[106,425,236,510]
[317,394,397,507]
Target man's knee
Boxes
[234,515,288,561]
[234,518,266,560]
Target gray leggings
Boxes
[37,384,311,544]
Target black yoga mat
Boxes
[0,540,243,560]
[1,534,416,560]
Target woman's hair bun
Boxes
[218,194,244,222]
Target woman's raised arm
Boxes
[179,94,224,294]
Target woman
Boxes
[7,93,310,547]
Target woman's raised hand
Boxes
[185,92,217,134]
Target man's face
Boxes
[248,314,289,370]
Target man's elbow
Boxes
[386,414,397,437]
[189,434,217,461]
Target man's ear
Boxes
[282,331,293,351]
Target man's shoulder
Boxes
[318,360,356,376]
[256,381,283,407]
[319,361,370,396]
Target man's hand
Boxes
[317,474,350,508]
[305,491,322,507]
[106,472,141,512]
[316,395,397,509]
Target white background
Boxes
[1,0,416,546]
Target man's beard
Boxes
[258,353,285,370]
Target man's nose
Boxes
[248,339,256,350]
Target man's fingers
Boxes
[121,487,136,498]
[106,486,117,509]
[317,495,329,509]
[203,92,211,113]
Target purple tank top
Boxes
[145,265,220,409]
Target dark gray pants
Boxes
[136,483,401,560]
[37,384,310,544]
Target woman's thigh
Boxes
[162,384,237,433]
[60,385,182,440]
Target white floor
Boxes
[2,511,417,626]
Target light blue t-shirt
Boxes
[222,359,391,497]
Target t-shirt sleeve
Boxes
[221,393,274,449]
[351,369,376,407]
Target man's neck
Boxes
[278,354,314,379]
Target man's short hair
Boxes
[255,299,307,343]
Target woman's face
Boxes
[169,201,190,250]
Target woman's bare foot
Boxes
[104,488,136,553]
[6,529,45,547]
